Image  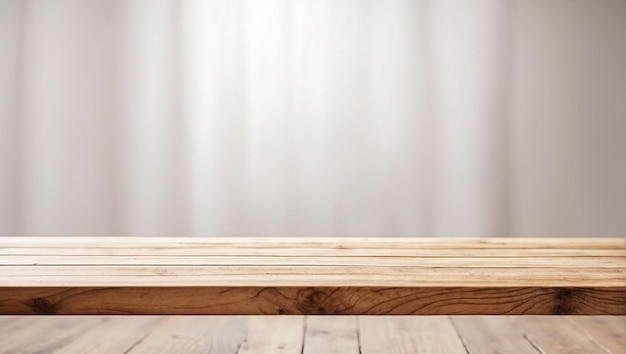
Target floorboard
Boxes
[569,316,626,354]
[451,316,538,354]
[513,316,613,354]
[128,317,246,354]
[238,317,304,354]
[359,316,467,354]
[303,316,359,354]
[0,316,623,354]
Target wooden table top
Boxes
[1,315,624,354]
[0,237,624,315]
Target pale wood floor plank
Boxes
[49,316,164,353]
[570,316,625,354]
[126,316,246,354]
[0,316,31,333]
[359,316,467,354]
[1,316,624,353]
[451,316,538,354]
[513,316,609,353]
[303,316,359,354]
[0,316,49,352]
[0,316,105,354]
[238,317,304,354]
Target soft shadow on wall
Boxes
[0,0,624,237]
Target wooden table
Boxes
[1,316,624,353]
[0,237,624,315]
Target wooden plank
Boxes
[359,316,467,354]
[0,237,623,315]
[1,265,623,287]
[0,315,30,332]
[47,316,163,353]
[0,287,623,316]
[1,238,623,257]
[303,316,359,354]
[238,317,304,354]
[1,238,623,288]
[4,255,624,268]
[570,316,626,354]
[1,316,623,354]
[0,316,47,350]
[450,316,538,354]
[0,316,105,353]
[513,317,609,354]
[126,316,246,354]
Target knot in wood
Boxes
[29,297,54,314]
[297,288,328,314]
[553,288,575,315]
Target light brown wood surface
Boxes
[238,317,304,354]
[0,316,105,353]
[128,317,246,354]
[451,317,540,353]
[49,316,164,354]
[359,316,467,353]
[0,316,624,354]
[569,316,626,354]
[303,316,359,354]
[0,237,624,315]
[513,316,610,353]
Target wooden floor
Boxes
[1,316,623,354]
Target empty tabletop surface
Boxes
[0,237,624,287]
[0,237,624,315]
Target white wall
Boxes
[0,0,624,236]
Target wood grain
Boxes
[303,316,359,354]
[126,317,246,354]
[0,316,624,353]
[0,316,105,353]
[513,316,609,353]
[49,316,163,354]
[0,286,623,315]
[238,317,304,354]
[451,316,538,354]
[1,265,623,287]
[359,316,467,354]
[0,237,623,315]
[569,316,626,354]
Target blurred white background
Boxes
[0,0,624,237]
